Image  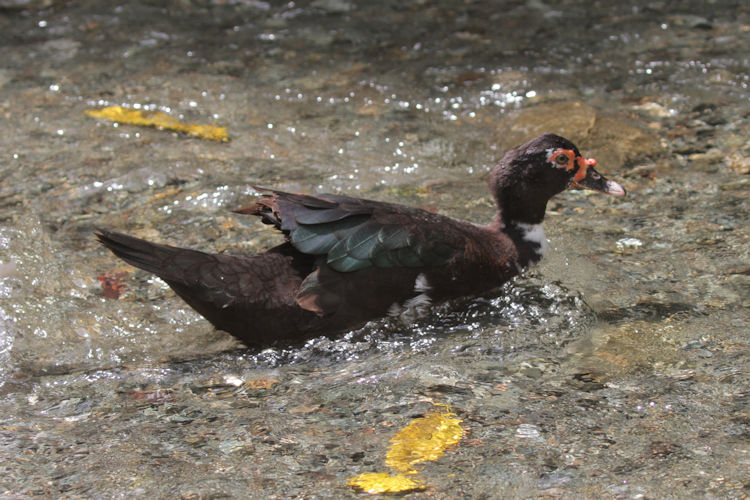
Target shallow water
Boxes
[1,0,748,498]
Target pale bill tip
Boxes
[606,180,627,196]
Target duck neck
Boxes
[504,218,548,267]
[493,192,550,267]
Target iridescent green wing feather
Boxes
[276,192,460,272]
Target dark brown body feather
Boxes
[96,133,625,347]
[96,191,520,346]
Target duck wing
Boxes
[238,188,477,315]
[240,188,462,273]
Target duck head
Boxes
[490,133,626,225]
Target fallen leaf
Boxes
[86,105,230,142]
[348,405,463,494]
[97,271,127,299]
[347,472,424,494]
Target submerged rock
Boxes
[497,101,665,169]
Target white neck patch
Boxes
[515,222,548,263]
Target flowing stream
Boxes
[0,1,748,497]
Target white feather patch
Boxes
[404,293,432,311]
[414,273,431,293]
[388,274,433,318]
[388,302,403,317]
[516,222,548,262]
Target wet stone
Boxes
[499,101,666,170]
[668,14,713,29]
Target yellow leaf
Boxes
[85,105,230,142]
[385,407,464,474]
[347,472,424,494]
[347,405,463,494]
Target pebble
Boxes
[311,0,352,13]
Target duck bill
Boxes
[571,158,626,196]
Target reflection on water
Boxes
[0,0,748,497]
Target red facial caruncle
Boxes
[547,148,599,183]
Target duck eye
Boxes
[555,153,569,164]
